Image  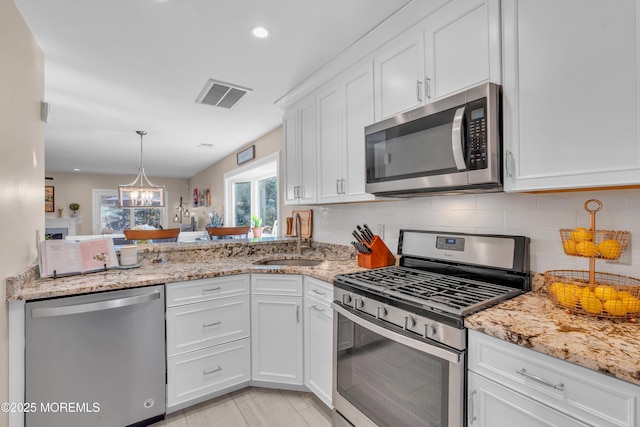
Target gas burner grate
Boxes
[337,266,521,316]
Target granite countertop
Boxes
[465,285,640,386]
[6,238,366,302]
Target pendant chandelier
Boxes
[172,196,190,224]
[118,130,165,208]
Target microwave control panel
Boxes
[467,99,487,170]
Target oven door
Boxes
[332,303,464,427]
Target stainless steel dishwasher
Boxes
[25,285,166,427]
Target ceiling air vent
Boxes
[196,79,252,109]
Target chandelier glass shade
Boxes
[118,131,165,208]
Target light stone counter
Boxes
[465,277,640,386]
[6,238,366,302]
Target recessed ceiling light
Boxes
[251,25,270,39]
[198,143,214,148]
[73,168,81,172]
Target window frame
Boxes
[224,151,280,233]
[92,189,169,235]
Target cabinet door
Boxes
[468,371,588,427]
[503,0,640,191]
[283,108,299,205]
[251,294,303,385]
[343,62,375,203]
[425,0,500,100]
[374,28,424,120]
[298,99,317,204]
[303,298,333,407]
[316,83,344,204]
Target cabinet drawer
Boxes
[167,294,250,357]
[468,330,639,427]
[251,274,302,296]
[166,275,249,307]
[167,337,250,409]
[304,277,333,306]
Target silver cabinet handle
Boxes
[31,292,160,318]
[416,80,423,103]
[311,304,325,312]
[202,321,222,328]
[336,179,341,195]
[202,286,221,293]
[203,367,222,376]
[311,289,326,296]
[468,390,477,424]
[296,305,300,323]
[451,106,467,171]
[425,77,431,100]
[293,186,299,199]
[506,150,515,178]
[341,179,346,194]
[516,368,564,391]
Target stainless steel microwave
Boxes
[365,82,502,196]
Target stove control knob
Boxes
[341,293,352,305]
[403,316,416,330]
[424,323,438,338]
[354,298,364,310]
[376,306,387,319]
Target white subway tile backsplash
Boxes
[312,189,638,275]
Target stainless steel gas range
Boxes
[332,230,530,427]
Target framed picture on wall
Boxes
[45,186,54,212]
[236,145,255,165]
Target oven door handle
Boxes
[451,106,466,171]
[332,303,462,364]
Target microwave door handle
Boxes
[451,106,466,171]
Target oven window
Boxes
[336,312,450,427]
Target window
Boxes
[92,189,168,234]
[225,152,279,235]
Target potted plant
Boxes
[69,203,80,218]
[251,214,263,238]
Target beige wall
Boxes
[0,0,45,425]
[45,172,191,235]
[188,126,292,231]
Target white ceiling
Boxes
[14,0,411,179]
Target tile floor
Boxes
[152,387,332,427]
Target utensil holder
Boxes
[357,235,396,269]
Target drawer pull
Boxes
[516,368,564,391]
[202,286,222,292]
[311,289,326,296]
[202,321,222,328]
[311,304,325,312]
[203,367,222,376]
[468,390,477,424]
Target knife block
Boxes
[357,235,396,269]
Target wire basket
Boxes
[545,270,640,320]
[559,229,630,259]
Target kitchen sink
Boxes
[254,259,323,267]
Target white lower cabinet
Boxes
[468,330,640,427]
[166,275,251,412]
[303,277,333,407]
[251,274,304,385]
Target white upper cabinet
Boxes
[284,96,317,205]
[502,0,640,192]
[373,0,500,121]
[373,28,424,120]
[316,62,375,204]
[425,0,501,101]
